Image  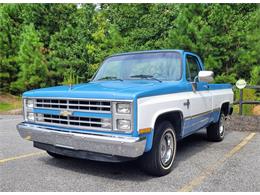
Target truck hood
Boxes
[23,80,187,100]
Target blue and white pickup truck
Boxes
[17,50,233,176]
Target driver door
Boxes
[183,54,212,135]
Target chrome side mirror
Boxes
[198,71,214,83]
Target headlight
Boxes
[26,99,34,108]
[116,103,131,114]
[117,119,131,131]
[27,112,35,122]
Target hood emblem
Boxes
[60,110,73,117]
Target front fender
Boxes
[143,108,184,152]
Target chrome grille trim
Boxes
[35,98,111,113]
[35,113,112,131]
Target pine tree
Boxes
[11,24,48,93]
[49,4,95,85]
[0,5,22,93]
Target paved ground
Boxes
[0,115,259,192]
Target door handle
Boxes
[183,99,190,109]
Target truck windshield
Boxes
[93,52,182,81]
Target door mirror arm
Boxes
[193,75,199,83]
[191,76,199,92]
[191,82,197,92]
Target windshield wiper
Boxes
[130,74,162,82]
[97,76,123,81]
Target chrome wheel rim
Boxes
[160,130,175,167]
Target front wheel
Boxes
[207,112,226,142]
[139,121,177,176]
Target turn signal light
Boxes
[139,128,152,134]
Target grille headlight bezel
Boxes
[112,101,133,133]
[23,98,34,122]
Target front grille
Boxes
[35,99,111,113]
[33,98,112,131]
[35,113,111,130]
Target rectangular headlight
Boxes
[117,119,131,131]
[27,112,35,122]
[116,103,131,114]
[117,119,131,130]
[26,99,34,108]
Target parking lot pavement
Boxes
[0,115,259,192]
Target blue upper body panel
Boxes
[23,80,189,100]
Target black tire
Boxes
[139,121,177,176]
[47,151,67,159]
[207,112,226,142]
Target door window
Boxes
[186,55,201,82]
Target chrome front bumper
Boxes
[17,123,146,158]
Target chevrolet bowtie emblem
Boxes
[60,110,73,117]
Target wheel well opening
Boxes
[221,102,230,116]
[154,111,183,139]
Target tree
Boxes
[20,4,77,47]
[86,10,124,63]
[238,7,260,85]
[86,4,180,76]
[0,3,259,94]
[0,4,23,92]
[164,4,258,84]
[49,4,96,85]
[101,4,179,50]
[11,24,48,93]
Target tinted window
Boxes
[186,55,201,82]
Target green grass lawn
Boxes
[0,102,15,112]
[0,93,22,113]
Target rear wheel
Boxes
[207,112,226,142]
[140,121,177,176]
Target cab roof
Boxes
[110,49,185,57]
